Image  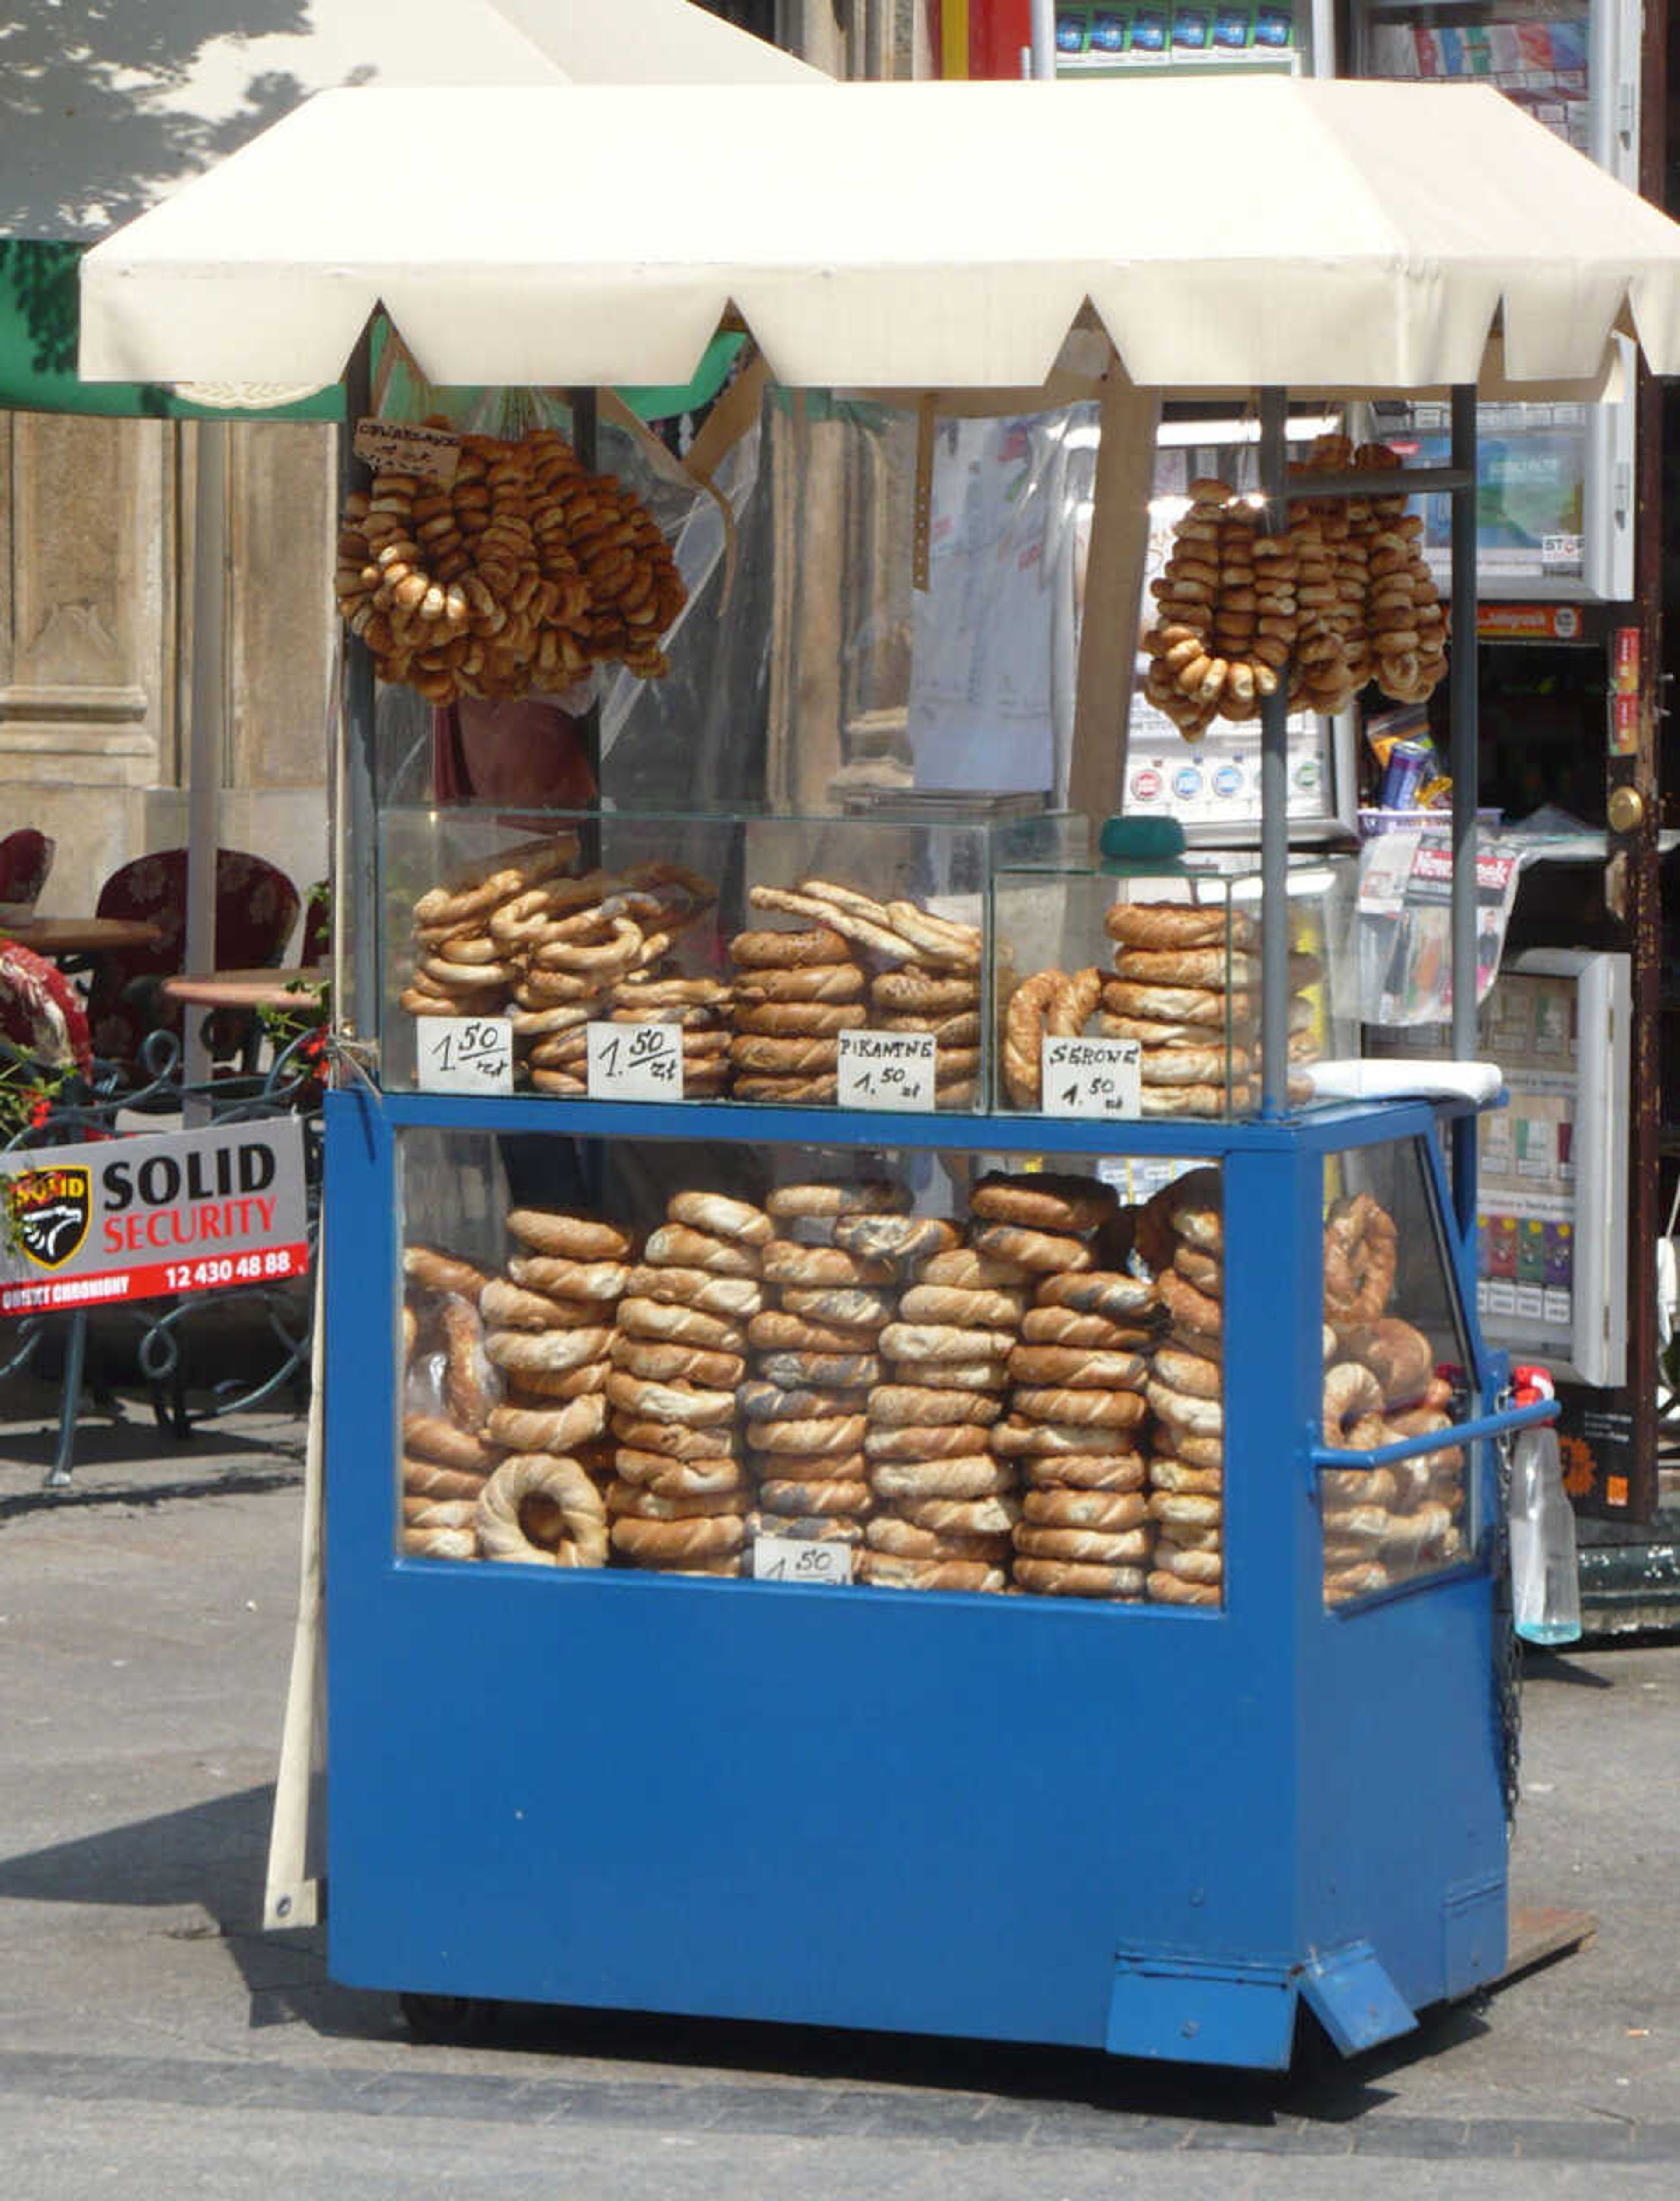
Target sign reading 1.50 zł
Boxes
[1,1118,309,1317]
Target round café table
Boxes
[161,967,320,1011]
[6,916,164,955]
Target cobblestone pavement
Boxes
[2,1386,1676,2197]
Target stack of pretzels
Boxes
[606,1193,770,1576]
[859,1197,1017,1592]
[966,1174,1155,1603]
[1320,1189,1463,1602]
[747,1183,914,1564]
[402,840,718,1091]
[334,427,686,704]
[729,880,982,1107]
[401,1233,614,1568]
[1134,1170,1228,1606]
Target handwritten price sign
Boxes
[751,1532,854,1586]
[1040,1035,1141,1120]
[415,1017,513,1096]
[836,1030,937,1113]
[586,1020,686,1102]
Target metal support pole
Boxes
[183,416,227,1118]
[1449,385,1479,1064]
[1258,387,1290,1119]
[340,329,378,1055]
[1029,0,1058,78]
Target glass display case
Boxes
[393,1123,1231,1607]
[990,852,1358,1118]
[378,808,1092,1113]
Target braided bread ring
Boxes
[1150,1457,1223,1496]
[403,1246,492,1302]
[831,1214,960,1267]
[886,1359,1008,1392]
[613,1449,746,1496]
[864,1518,1013,1564]
[878,1009,981,1048]
[505,1210,632,1262]
[643,1224,761,1278]
[729,925,851,968]
[661,1192,771,1246]
[1153,1547,1222,1586]
[1003,970,1060,1106]
[609,1338,746,1390]
[604,1371,736,1426]
[402,1457,488,1501]
[969,1222,1092,1274]
[915,1248,1032,1290]
[623,1267,762,1318]
[1149,1491,1224,1529]
[868,1456,1016,1501]
[616,1298,747,1354]
[872,970,980,1015]
[864,1423,1000,1465]
[745,1414,867,1457]
[1146,1381,1223,1437]
[1006,1345,1148,1390]
[607,1482,748,1522]
[1152,1345,1222,1400]
[501,1256,629,1305]
[761,1242,894,1290]
[479,1280,595,1333]
[1323,1193,1400,1328]
[611,1512,746,1563]
[529,912,643,975]
[898,1284,1028,1329]
[993,1417,1135,1457]
[739,1381,870,1423]
[970,1173,1116,1234]
[882,899,982,968]
[486,1395,607,1454]
[1173,1431,1225,1470]
[1014,1523,1152,1565]
[748,1309,882,1354]
[757,1477,872,1518]
[1101,982,1236,1028]
[748,885,919,965]
[402,1414,494,1473]
[1021,1485,1148,1531]
[1018,1306,1155,1351]
[750,1449,865,1486]
[766,1180,911,1221]
[734,1000,866,1036]
[507,1361,608,1400]
[1013,1557,1146,1599]
[1105,900,1253,949]
[1157,1269,1222,1340]
[779,1286,894,1328]
[476,1454,607,1568]
[756,1351,882,1392]
[440,1300,497,1429]
[401,1526,479,1560]
[858,1554,1008,1593]
[1173,1243,1224,1294]
[735,962,864,1003]
[898,1493,1022,1536]
[1012,1387,1147,1430]
[609,1415,738,1462]
[1323,1360,1386,1447]
[1147,1571,1221,1606]
[880,1322,1015,1364]
[867,1384,1004,1428]
[1022,1451,1146,1491]
[485,1326,612,1375]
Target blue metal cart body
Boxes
[324,1088,1530,2069]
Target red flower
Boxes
[28,1095,52,1127]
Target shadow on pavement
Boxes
[0,1779,1519,2127]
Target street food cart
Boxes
[77,70,1680,2067]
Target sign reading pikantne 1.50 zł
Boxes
[0,1118,308,1317]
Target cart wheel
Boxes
[400,1991,495,2045]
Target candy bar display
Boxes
[335,428,686,703]
[991,856,1354,1119]
[1137,439,1449,744]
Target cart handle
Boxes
[1310,1397,1559,1475]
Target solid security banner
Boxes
[1,1117,308,1317]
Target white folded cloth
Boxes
[1304,1058,1504,1106]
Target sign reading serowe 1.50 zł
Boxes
[0,1118,309,1317]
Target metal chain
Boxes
[1491,1392,1523,1824]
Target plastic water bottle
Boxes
[1507,1368,1580,1646]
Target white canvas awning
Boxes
[80,76,1680,397]
[8,0,819,243]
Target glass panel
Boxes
[393,1129,1222,1607]
[1320,1137,1477,1606]
[379,807,1079,1113]
[992,854,1357,1117]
